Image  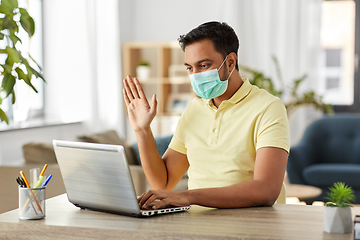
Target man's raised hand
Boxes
[123,75,157,132]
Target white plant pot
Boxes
[136,66,151,81]
[323,206,352,233]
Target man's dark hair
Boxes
[178,21,239,70]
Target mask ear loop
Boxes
[226,65,236,81]
[218,54,236,81]
[217,55,229,71]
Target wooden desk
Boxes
[0,194,358,240]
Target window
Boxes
[324,49,342,90]
[320,0,360,112]
[0,0,43,128]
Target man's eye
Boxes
[201,64,209,68]
[186,67,193,71]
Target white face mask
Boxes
[189,55,235,99]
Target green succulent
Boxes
[325,182,355,207]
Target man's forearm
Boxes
[187,180,281,208]
[135,127,168,190]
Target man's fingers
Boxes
[127,75,140,99]
[123,78,135,101]
[153,199,168,210]
[123,88,130,105]
[134,77,146,99]
[139,190,164,209]
[137,192,146,203]
[143,194,161,209]
[150,94,157,114]
[138,190,153,207]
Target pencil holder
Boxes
[18,186,46,220]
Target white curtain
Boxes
[222,0,323,145]
[43,0,126,139]
[85,0,126,137]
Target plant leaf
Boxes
[11,89,15,104]
[1,63,12,73]
[15,67,38,93]
[19,8,35,37]
[0,5,12,15]
[2,0,18,10]
[2,16,18,32]
[28,54,43,72]
[5,46,20,63]
[0,108,9,124]
[1,73,15,97]
[8,29,22,45]
[325,182,355,207]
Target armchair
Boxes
[287,115,360,203]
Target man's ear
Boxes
[227,52,237,72]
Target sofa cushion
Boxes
[77,130,138,165]
[22,143,57,164]
[132,135,173,165]
[303,164,360,188]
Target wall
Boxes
[0,122,84,165]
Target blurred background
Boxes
[0,0,358,166]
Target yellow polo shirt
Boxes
[168,78,290,190]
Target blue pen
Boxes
[41,174,52,187]
[24,174,53,214]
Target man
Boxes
[123,21,289,210]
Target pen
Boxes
[24,174,53,214]
[16,177,38,215]
[41,174,52,187]
[33,164,48,188]
[20,171,43,213]
[40,164,48,177]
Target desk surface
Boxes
[0,194,358,240]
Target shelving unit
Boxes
[122,42,194,136]
[122,42,193,116]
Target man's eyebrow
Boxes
[184,58,214,66]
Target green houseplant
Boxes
[323,182,355,233]
[0,0,44,124]
[240,56,333,116]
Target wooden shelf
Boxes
[138,77,190,85]
[122,42,191,115]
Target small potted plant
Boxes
[323,182,355,234]
[136,60,151,81]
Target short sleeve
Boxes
[255,99,290,152]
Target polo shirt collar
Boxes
[204,77,252,107]
[227,77,252,104]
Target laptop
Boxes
[52,140,190,217]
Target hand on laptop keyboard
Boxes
[138,190,191,210]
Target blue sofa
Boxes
[287,115,360,204]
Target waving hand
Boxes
[123,75,157,132]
